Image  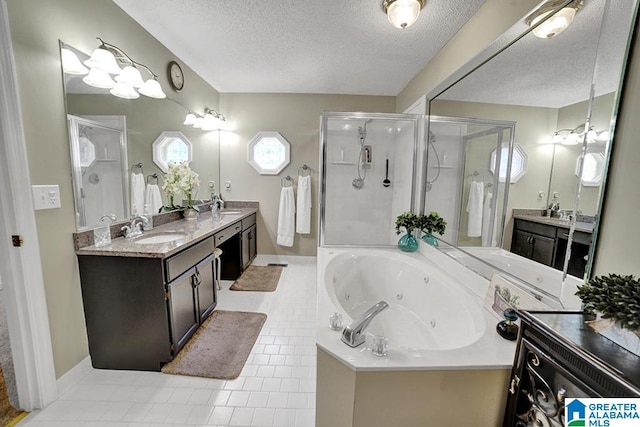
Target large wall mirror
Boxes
[60,42,221,230]
[422,0,639,307]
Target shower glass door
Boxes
[320,112,420,246]
[68,115,129,229]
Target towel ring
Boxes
[146,173,159,184]
[298,164,311,177]
[281,175,293,187]
[132,162,143,174]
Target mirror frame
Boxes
[420,0,639,305]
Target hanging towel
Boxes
[296,175,311,234]
[130,172,145,217]
[466,181,484,238]
[145,183,164,214]
[277,186,296,247]
[481,190,493,247]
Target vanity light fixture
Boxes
[61,48,88,75]
[550,124,609,145]
[82,37,166,99]
[182,108,227,131]
[382,0,425,29]
[526,0,583,39]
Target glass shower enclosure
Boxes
[320,112,420,246]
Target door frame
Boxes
[0,0,58,410]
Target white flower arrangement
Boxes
[162,162,200,211]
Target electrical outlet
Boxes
[32,185,61,210]
[208,180,216,190]
[224,181,231,191]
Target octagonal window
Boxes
[247,131,290,175]
[490,144,527,183]
[152,131,193,173]
[78,135,96,168]
[576,152,605,187]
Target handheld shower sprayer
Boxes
[352,120,372,189]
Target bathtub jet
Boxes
[341,300,389,347]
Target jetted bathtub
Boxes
[316,247,516,371]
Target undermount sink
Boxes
[134,233,188,244]
[220,210,243,215]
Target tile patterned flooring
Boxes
[21,256,317,427]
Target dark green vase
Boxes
[422,233,439,247]
[398,233,419,252]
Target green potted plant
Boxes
[576,274,640,356]
[395,211,419,252]
[418,212,447,247]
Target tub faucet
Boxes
[341,301,389,347]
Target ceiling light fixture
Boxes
[525,0,583,39]
[382,0,425,29]
[81,37,166,99]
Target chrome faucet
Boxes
[341,301,389,347]
[121,215,148,238]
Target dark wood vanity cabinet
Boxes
[512,227,556,266]
[77,236,217,371]
[503,311,640,426]
[241,214,257,270]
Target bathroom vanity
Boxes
[511,215,593,278]
[503,311,640,426]
[75,208,257,371]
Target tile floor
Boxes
[20,256,318,427]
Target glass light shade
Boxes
[531,7,576,39]
[84,47,122,74]
[201,113,221,131]
[138,78,167,99]
[193,117,203,129]
[386,0,422,29]
[586,129,598,143]
[183,113,197,126]
[61,48,88,75]
[562,132,581,145]
[597,130,610,143]
[110,82,140,99]
[82,67,116,89]
[115,66,144,88]
[551,133,564,144]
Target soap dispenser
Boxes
[496,308,519,341]
[94,213,116,247]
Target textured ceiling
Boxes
[112,0,486,95]
[438,0,633,108]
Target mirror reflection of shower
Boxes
[425,130,441,192]
[352,120,373,189]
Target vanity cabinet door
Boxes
[195,254,216,323]
[530,234,555,266]
[512,229,533,259]
[167,269,199,354]
[242,224,257,269]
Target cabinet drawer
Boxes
[215,222,242,246]
[165,236,214,282]
[514,219,557,239]
[242,213,256,230]
[558,229,592,246]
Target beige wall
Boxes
[7,0,220,378]
[397,0,541,112]
[219,93,395,256]
[594,30,640,276]
[316,348,510,427]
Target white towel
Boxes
[481,190,493,247]
[296,175,311,234]
[277,186,296,247]
[130,172,145,217]
[144,183,164,214]
[466,181,483,238]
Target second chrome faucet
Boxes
[341,300,389,347]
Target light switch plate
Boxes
[32,185,61,210]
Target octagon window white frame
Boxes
[152,131,193,173]
[576,152,605,187]
[490,143,527,183]
[247,131,291,175]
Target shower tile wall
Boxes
[323,119,415,246]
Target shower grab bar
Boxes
[298,164,311,176]
[281,175,293,187]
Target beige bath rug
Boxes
[161,310,266,380]
[230,265,283,292]
[0,364,27,426]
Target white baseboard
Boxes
[56,356,92,396]
[254,254,317,265]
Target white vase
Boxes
[183,208,198,220]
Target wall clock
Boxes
[167,61,184,92]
